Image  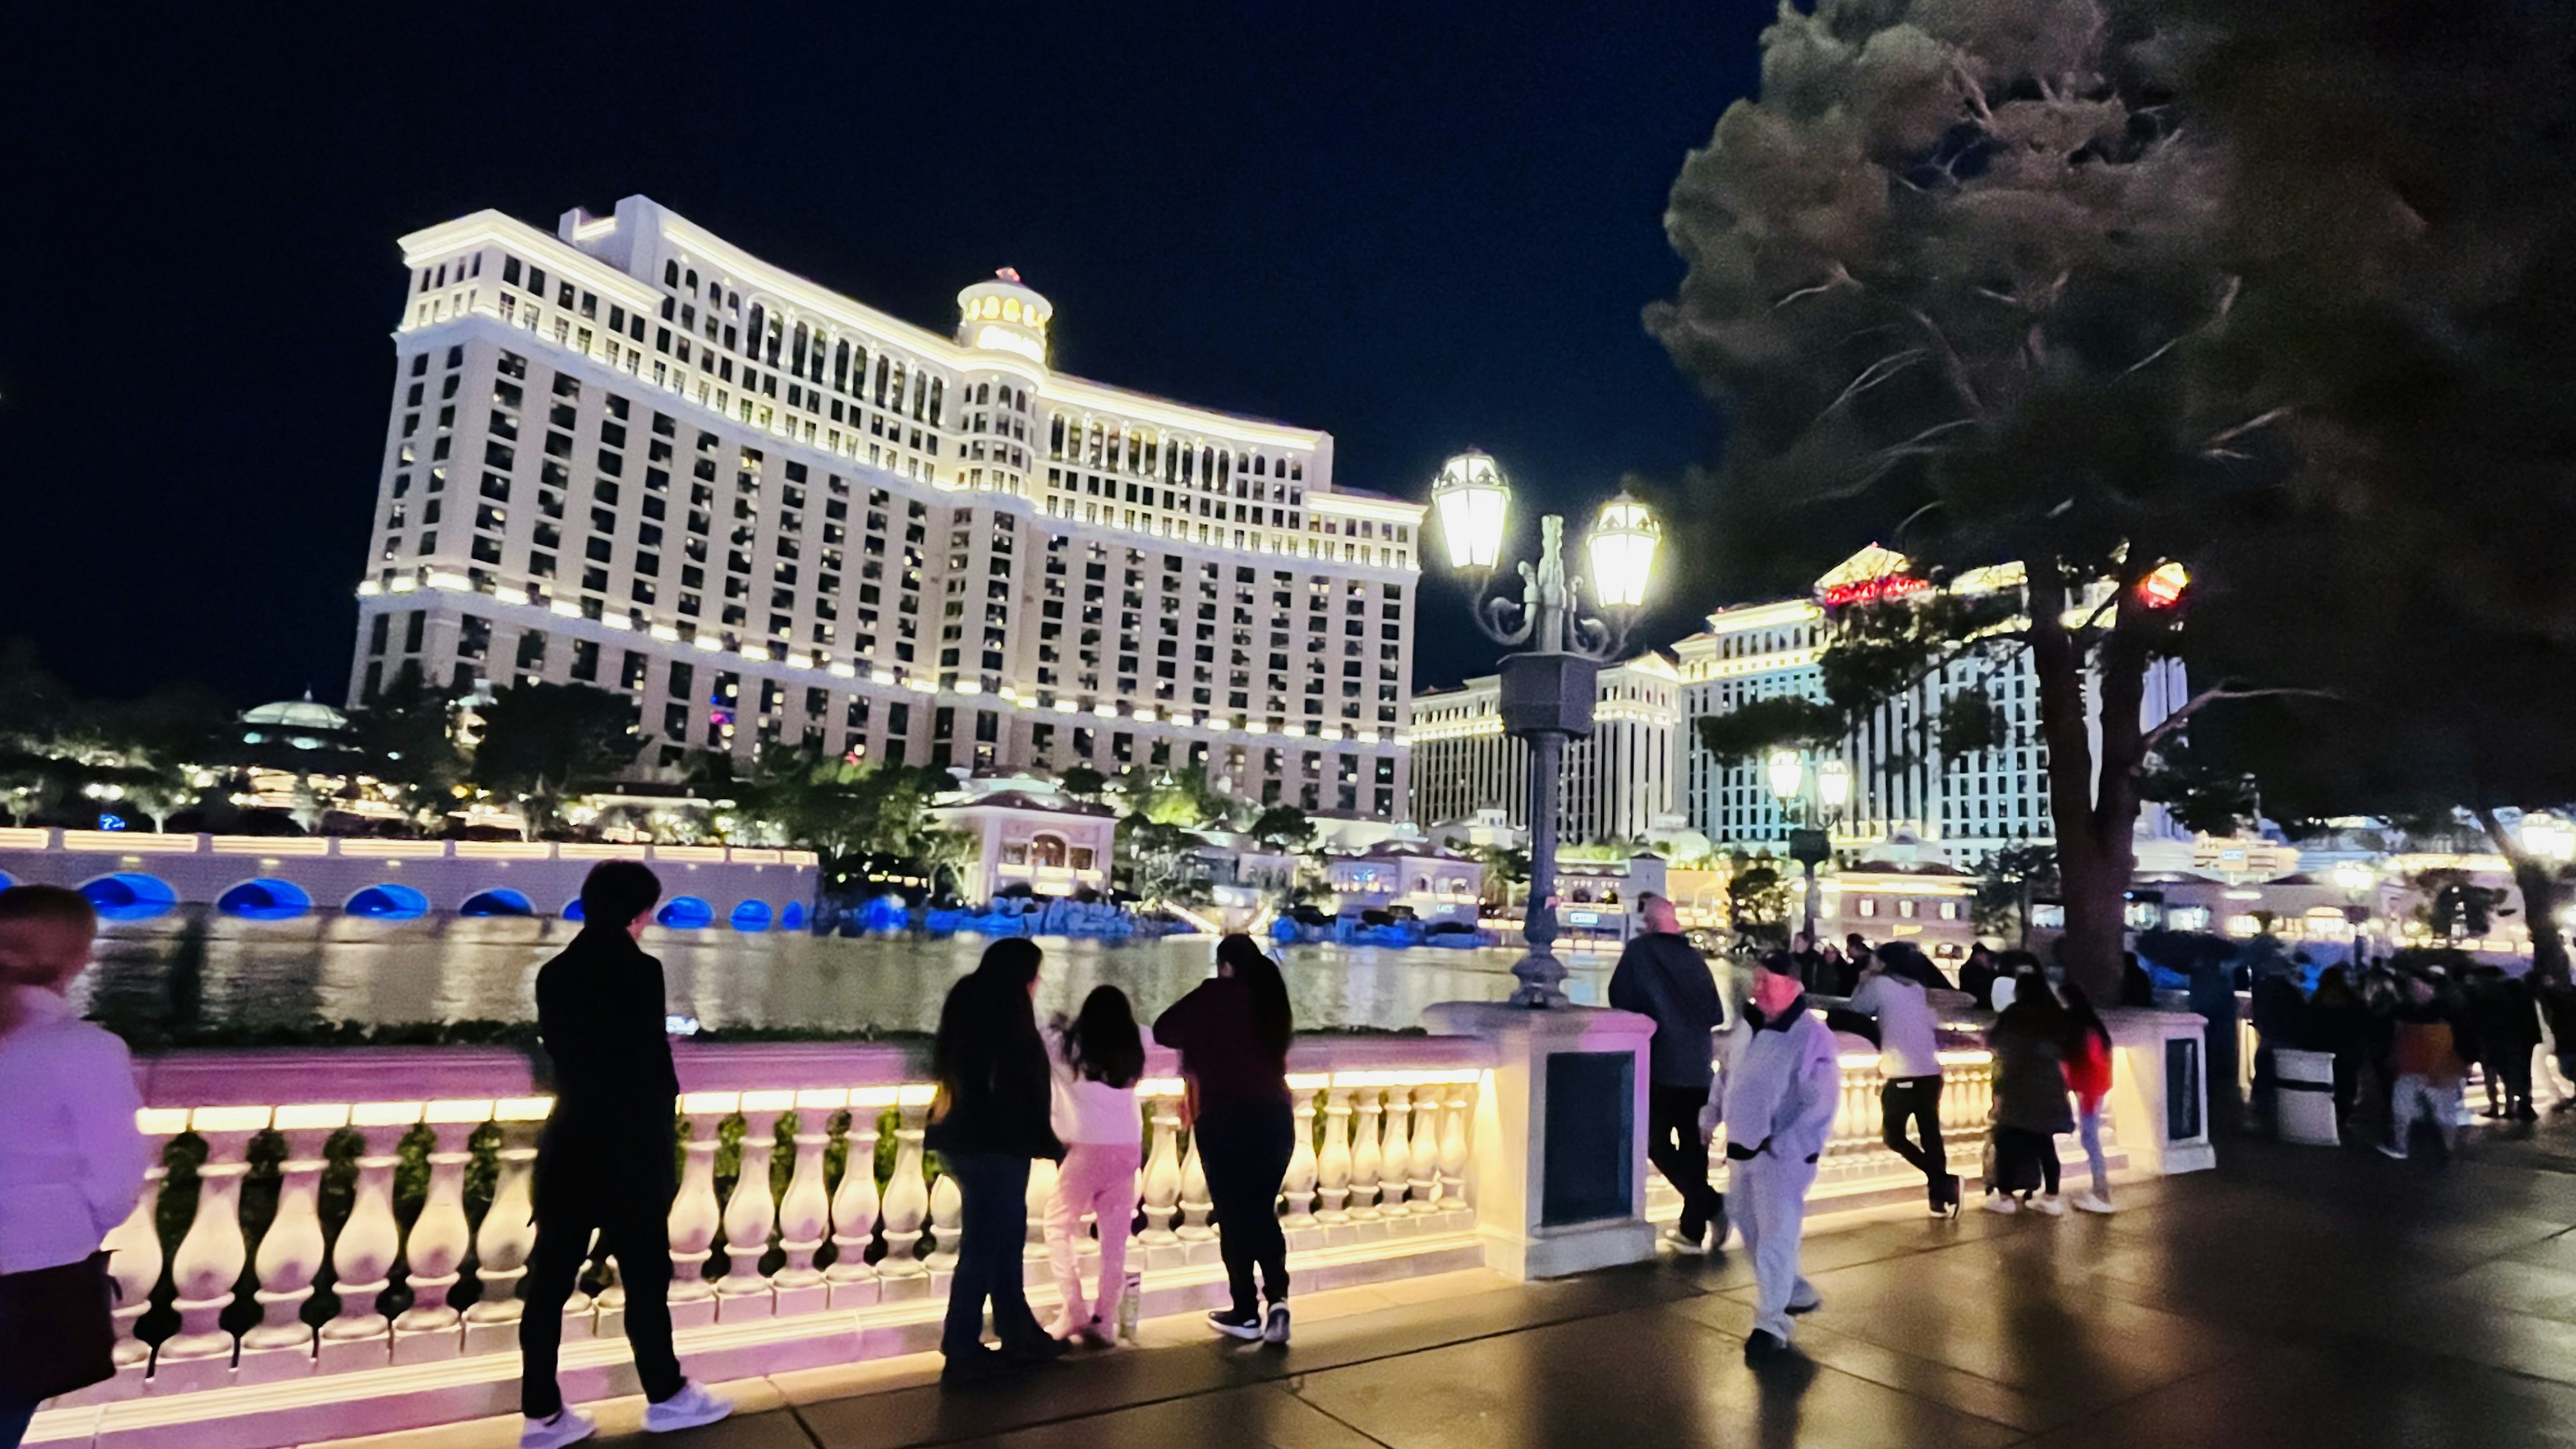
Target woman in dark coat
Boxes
[1983,975,2074,1215]
[926,938,1065,1383]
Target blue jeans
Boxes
[2,1395,39,1449]
[2078,1105,2108,1199]
[940,1151,1046,1358]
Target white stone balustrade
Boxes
[38,1032,1536,1449]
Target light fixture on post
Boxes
[1430,450,1509,572]
[1767,753,1845,949]
[1430,451,1658,1006]
[2331,857,2377,964]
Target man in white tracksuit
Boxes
[1714,951,1844,1365]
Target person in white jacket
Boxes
[0,885,146,1448]
[1715,951,1842,1366]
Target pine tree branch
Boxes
[2133,684,2339,760]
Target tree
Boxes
[729,744,961,864]
[348,674,467,830]
[1649,0,2293,998]
[1059,765,1108,802]
[2140,0,2576,979]
[1120,763,1233,830]
[470,684,640,833]
[1116,816,1208,904]
[1248,804,1316,852]
[1725,858,1792,951]
[1972,843,2059,946]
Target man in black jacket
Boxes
[518,863,729,1448]
[1609,894,1728,1252]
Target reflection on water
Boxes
[79,910,1621,1035]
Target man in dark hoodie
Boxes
[517,863,729,1449]
[1609,893,1728,1253]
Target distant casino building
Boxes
[1672,546,2188,863]
[351,197,1421,818]
[1407,655,1681,846]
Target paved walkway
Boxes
[341,1115,2576,1448]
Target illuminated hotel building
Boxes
[1672,546,2187,862]
[350,196,1422,817]
[1407,655,1681,845]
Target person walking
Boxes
[1984,978,2073,1215]
[1607,893,1728,1252]
[2380,973,2470,1163]
[1846,949,1958,1217]
[0,887,147,1449]
[2302,966,2372,1130]
[1040,985,1144,1348]
[1717,953,1842,1366]
[2061,983,2117,1214]
[1155,934,1295,1345]
[519,863,730,1448]
[927,938,1067,1383]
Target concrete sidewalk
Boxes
[325,1117,2576,1448]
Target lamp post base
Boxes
[1509,948,1569,1008]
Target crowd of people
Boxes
[2244,950,2575,1163]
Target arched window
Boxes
[791,322,808,374]
[747,303,765,349]
[833,340,850,390]
[663,259,680,286]
[927,376,943,424]
[684,268,699,292]
[1030,833,1068,868]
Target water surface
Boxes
[82,911,1623,1035]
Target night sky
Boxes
[6,5,1766,708]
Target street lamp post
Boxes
[1766,753,1849,947]
[2330,858,2376,968]
[1429,451,1659,1007]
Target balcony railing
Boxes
[35,1036,1490,1449]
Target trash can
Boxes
[2275,1048,2339,1146]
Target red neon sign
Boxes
[1819,574,1931,608]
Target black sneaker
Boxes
[1743,1330,1790,1366]
[1208,1309,1264,1341]
[1262,1303,1292,1344]
[941,1346,1014,1386]
[1000,1335,1069,1366]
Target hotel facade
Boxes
[350,196,1421,818]
[1672,546,2188,864]
[1407,655,1682,846]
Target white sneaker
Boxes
[521,1410,596,1449]
[2029,1194,2067,1217]
[643,1384,733,1434]
[2072,1192,2115,1215]
[1658,1225,1709,1254]
[1980,1193,2019,1216]
[1263,1303,1292,1344]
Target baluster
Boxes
[876,1087,933,1286]
[826,1091,890,1307]
[237,1105,347,1382]
[1316,1085,1354,1225]
[926,1167,963,1273]
[462,1099,549,1354]
[665,1094,733,1328]
[1438,1076,1473,1214]
[1379,1084,1413,1214]
[392,1102,489,1360]
[1350,1085,1385,1220]
[716,1092,792,1318]
[1138,1088,1184,1248]
[97,1110,186,1397]
[1407,1083,1443,1212]
[1281,1079,1321,1229]
[1177,1128,1215,1244]
[152,1107,270,1391]
[318,1102,418,1373]
[773,1092,841,1317]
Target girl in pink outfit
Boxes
[1042,987,1146,1346]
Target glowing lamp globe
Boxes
[1587,492,1660,610]
[1430,451,1509,571]
[2527,818,2576,864]
[2330,860,2374,894]
[1766,750,1805,802]
[2138,561,2190,609]
[1818,757,1851,810]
